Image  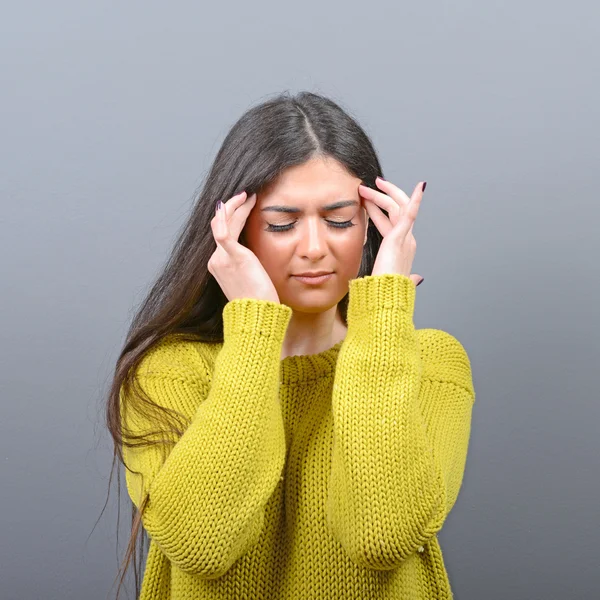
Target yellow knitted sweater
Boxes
[120,273,476,599]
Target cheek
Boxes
[336,227,365,263]
[251,230,289,256]
[246,231,291,280]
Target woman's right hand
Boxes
[208,191,280,304]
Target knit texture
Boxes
[120,273,476,599]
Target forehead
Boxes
[260,157,360,203]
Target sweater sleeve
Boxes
[325,273,475,570]
[120,298,292,578]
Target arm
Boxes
[120,298,292,578]
[325,274,475,570]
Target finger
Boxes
[409,274,424,287]
[405,182,425,218]
[222,191,248,222]
[409,181,425,205]
[394,196,422,238]
[212,193,246,254]
[363,197,393,237]
[393,182,424,238]
[227,192,257,240]
[375,177,410,207]
[210,202,236,254]
[408,184,424,220]
[358,184,398,214]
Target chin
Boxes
[280,293,345,313]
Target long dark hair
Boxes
[100,90,386,599]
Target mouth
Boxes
[292,273,334,285]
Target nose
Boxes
[298,217,327,260]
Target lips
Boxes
[292,273,334,285]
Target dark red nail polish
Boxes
[421,182,427,192]
[416,277,424,286]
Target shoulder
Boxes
[416,328,471,365]
[135,333,213,386]
[416,329,475,398]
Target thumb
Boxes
[409,274,425,287]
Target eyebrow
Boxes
[260,200,358,214]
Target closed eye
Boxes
[266,220,356,232]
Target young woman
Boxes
[105,90,476,599]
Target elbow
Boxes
[144,527,234,578]
[333,489,448,571]
[146,505,265,578]
[171,551,233,579]
[347,526,443,571]
[345,546,413,572]
[345,527,436,571]
[158,539,250,579]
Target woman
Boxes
[106,90,476,599]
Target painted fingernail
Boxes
[416,277,425,286]
[422,182,427,192]
[215,200,222,214]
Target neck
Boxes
[281,304,347,359]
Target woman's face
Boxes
[242,156,369,313]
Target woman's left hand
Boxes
[358,177,426,286]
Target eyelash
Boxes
[266,220,356,233]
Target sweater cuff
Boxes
[347,274,416,320]
[222,298,292,340]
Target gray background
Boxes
[1,1,598,599]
